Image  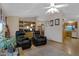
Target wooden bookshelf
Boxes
[19,20,36,30]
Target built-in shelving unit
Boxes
[19,20,36,31]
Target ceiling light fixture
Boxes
[45,3,68,14]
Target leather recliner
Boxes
[16,31,31,50]
[32,31,47,46]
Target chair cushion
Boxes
[22,40,30,44]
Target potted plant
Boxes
[0,35,16,56]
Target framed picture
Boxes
[55,18,60,25]
[50,20,53,26]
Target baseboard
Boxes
[48,40,62,44]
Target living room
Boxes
[0,3,65,56]
[0,3,79,56]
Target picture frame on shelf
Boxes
[55,18,60,25]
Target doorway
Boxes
[63,21,78,42]
[37,24,45,36]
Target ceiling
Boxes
[1,3,79,20]
[1,3,49,17]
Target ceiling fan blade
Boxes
[55,4,68,8]
[44,3,55,9]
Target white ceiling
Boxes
[58,3,79,19]
[1,3,79,20]
[1,3,49,17]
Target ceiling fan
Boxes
[45,3,68,14]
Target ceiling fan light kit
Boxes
[45,3,68,14]
[46,8,59,14]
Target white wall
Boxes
[44,13,64,43]
[7,16,19,36]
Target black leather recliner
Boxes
[32,31,47,46]
[16,31,31,50]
